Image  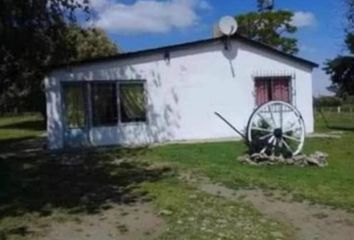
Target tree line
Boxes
[324,0,354,99]
[0,0,117,116]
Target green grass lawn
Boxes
[144,112,354,211]
[0,112,354,212]
[146,134,354,211]
[0,112,354,239]
[315,111,354,132]
[0,114,44,141]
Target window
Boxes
[63,83,86,129]
[91,82,118,126]
[255,77,291,106]
[119,83,146,123]
[62,81,146,128]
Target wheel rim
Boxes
[247,101,305,156]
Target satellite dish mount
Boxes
[218,16,238,50]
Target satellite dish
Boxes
[218,16,238,36]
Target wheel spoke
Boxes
[260,146,267,154]
[282,139,293,153]
[251,127,272,133]
[268,106,277,128]
[260,136,274,154]
[279,105,283,129]
[271,138,277,154]
[284,125,301,134]
[283,134,301,142]
[259,133,273,140]
[273,137,278,146]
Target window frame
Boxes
[61,80,148,129]
[117,80,148,124]
[254,76,292,107]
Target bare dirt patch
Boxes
[34,202,166,240]
[179,172,354,240]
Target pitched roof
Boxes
[50,34,318,70]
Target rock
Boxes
[246,159,259,166]
[237,155,250,163]
[307,157,320,166]
[217,219,227,224]
[236,151,328,168]
[188,194,198,199]
[159,209,173,216]
[286,158,294,165]
[270,231,284,238]
[250,153,262,162]
[302,151,328,167]
[307,151,328,167]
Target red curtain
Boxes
[255,78,269,106]
[272,78,290,103]
[255,77,290,106]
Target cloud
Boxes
[89,0,211,34]
[291,11,317,28]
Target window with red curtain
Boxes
[255,77,291,106]
[255,78,269,106]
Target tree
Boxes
[65,25,119,62]
[324,1,354,98]
[346,0,354,30]
[324,34,354,97]
[0,1,118,115]
[235,10,298,54]
[0,0,89,114]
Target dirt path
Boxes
[180,173,354,240]
[34,203,165,240]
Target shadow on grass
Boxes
[0,136,46,160]
[328,126,354,132]
[0,137,170,224]
[0,120,45,131]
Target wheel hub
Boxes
[274,128,283,138]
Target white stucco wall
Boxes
[45,39,315,149]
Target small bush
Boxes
[343,95,354,105]
[314,96,342,108]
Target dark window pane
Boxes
[92,83,118,126]
[63,84,86,129]
[120,83,146,123]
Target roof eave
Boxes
[47,35,318,71]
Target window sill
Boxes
[89,121,147,128]
[119,121,147,126]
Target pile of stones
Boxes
[237,151,328,167]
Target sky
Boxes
[87,0,349,96]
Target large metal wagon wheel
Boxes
[247,101,305,157]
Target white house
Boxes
[45,35,318,150]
